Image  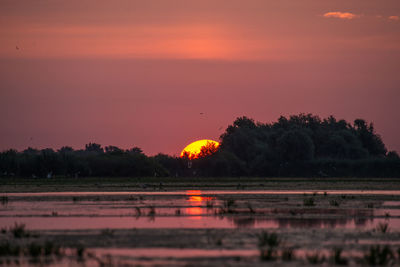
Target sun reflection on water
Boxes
[186,190,214,218]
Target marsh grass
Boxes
[10,223,30,238]
[206,200,214,209]
[375,222,389,233]
[28,243,42,258]
[258,232,280,248]
[281,248,295,261]
[363,245,394,265]
[135,207,141,216]
[76,245,85,261]
[220,199,236,213]
[258,232,281,261]
[148,206,156,216]
[247,203,255,214]
[306,252,325,264]
[0,241,21,256]
[260,248,278,261]
[303,197,315,206]
[0,196,8,205]
[329,200,340,207]
[332,248,348,265]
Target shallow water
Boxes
[5,189,400,197]
[1,190,400,230]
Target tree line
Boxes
[1,114,399,178]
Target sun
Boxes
[180,139,220,159]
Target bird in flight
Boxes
[16,46,19,50]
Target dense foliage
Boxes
[1,114,399,178]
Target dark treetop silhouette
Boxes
[1,114,399,178]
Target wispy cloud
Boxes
[323,12,360,20]
[388,16,399,21]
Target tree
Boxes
[276,130,315,162]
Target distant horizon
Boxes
[1,113,398,156]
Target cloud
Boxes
[323,12,360,20]
[388,16,399,21]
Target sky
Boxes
[0,0,399,155]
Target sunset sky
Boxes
[1,0,399,155]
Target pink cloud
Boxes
[323,12,360,20]
[388,16,399,21]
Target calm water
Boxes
[1,190,399,231]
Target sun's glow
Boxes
[186,190,214,218]
[180,139,220,159]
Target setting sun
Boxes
[180,139,220,159]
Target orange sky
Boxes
[0,0,399,154]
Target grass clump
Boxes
[28,243,42,258]
[206,200,214,208]
[10,223,30,238]
[329,199,340,207]
[375,222,389,233]
[306,252,325,264]
[303,197,315,206]
[258,232,280,248]
[332,248,348,265]
[281,248,295,261]
[0,196,8,205]
[258,232,280,261]
[135,207,141,216]
[148,206,156,216]
[76,245,85,261]
[0,241,21,256]
[363,245,394,265]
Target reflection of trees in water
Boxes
[229,208,375,228]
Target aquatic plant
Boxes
[10,223,30,238]
[135,207,141,216]
[0,196,8,205]
[376,222,389,233]
[281,248,295,261]
[363,245,394,265]
[43,241,61,256]
[258,232,280,248]
[247,203,255,214]
[329,200,340,207]
[76,245,85,261]
[332,248,348,265]
[260,248,278,261]
[0,241,21,256]
[303,197,315,206]
[220,199,236,213]
[206,200,214,208]
[148,206,156,216]
[258,232,281,261]
[28,243,42,258]
[306,252,325,264]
